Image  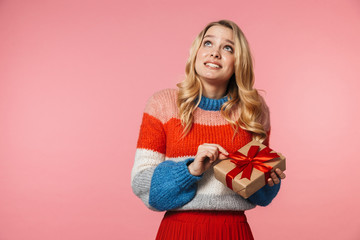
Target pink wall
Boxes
[1,0,360,239]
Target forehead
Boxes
[204,25,234,42]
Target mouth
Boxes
[204,62,221,69]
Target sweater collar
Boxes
[197,95,228,111]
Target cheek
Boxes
[224,57,235,71]
[194,57,202,74]
[196,48,206,59]
[195,51,205,69]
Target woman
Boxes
[131,20,286,240]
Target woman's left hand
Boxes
[267,168,286,187]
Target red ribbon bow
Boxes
[225,145,279,190]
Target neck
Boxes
[201,82,227,99]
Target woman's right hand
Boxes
[188,143,229,176]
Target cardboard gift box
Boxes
[213,140,286,199]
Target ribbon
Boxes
[225,145,280,190]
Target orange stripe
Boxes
[137,114,255,158]
[164,118,252,158]
[137,113,166,154]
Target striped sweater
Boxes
[131,88,280,211]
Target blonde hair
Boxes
[177,20,268,142]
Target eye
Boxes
[224,45,234,53]
[204,40,212,47]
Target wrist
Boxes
[187,162,202,176]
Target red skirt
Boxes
[155,210,254,240]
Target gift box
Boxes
[213,140,286,199]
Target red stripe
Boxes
[164,118,252,158]
[137,115,253,157]
[137,113,166,154]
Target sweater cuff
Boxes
[248,179,281,206]
[172,158,202,190]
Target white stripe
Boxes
[165,156,234,195]
[131,149,165,182]
[132,149,234,196]
[164,155,195,162]
[166,156,235,195]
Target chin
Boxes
[201,77,229,85]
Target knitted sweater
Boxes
[131,89,281,211]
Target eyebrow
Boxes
[204,35,234,45]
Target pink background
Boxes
[1,0,360,239]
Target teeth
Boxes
[205,63,220,68]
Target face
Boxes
[195,25,235,87]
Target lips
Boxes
[204,61,222,69]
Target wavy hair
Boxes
[176,20,268,142]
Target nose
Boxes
[210,49,220,58]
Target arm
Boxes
[149,158,202,211]
[247,95,284,206]
[247,129,282,206]
[131,91,202,211]
[247,130,284,206]
[248,179,281,206]
[149,142,229,211]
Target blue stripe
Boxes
[197,95,228,111]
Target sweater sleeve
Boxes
[247,129,281,206]
[149,158,202,211]
[247,180,281,206]
[247,132,282,206]
[131,90,202,211]
[247,95,282,206]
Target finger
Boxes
[203,143,229,155]
[218,153,229,160]
[215,144,229,155]
[204,150,216,162]
[267,178,274,187]
[204,146,220,162]
[195,150,212,163]
[275,168,286,179]
[270,172,280,184]
[209,150,218,163]
[200,144,218,155]
[199,143,217,149]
